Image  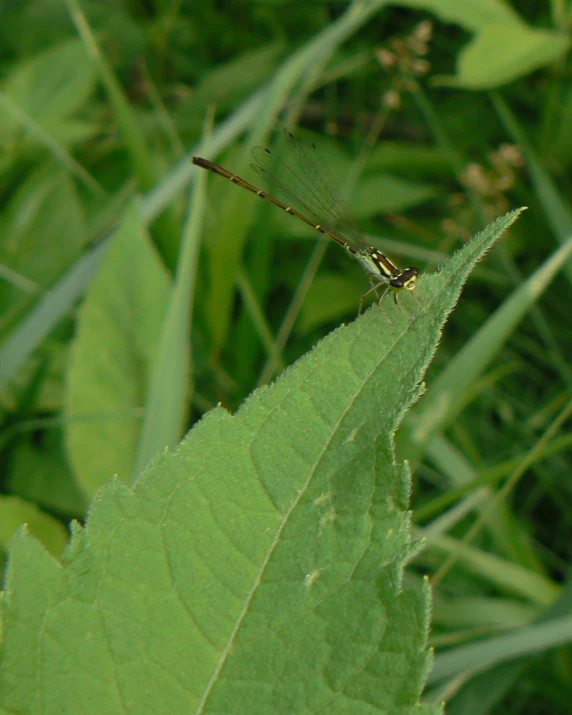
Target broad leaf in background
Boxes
[0,210,523,713]
[64,203,171,499]
[399,0,569,88]
[0,495,68,573]
[453,22,570,89]
[349,173,438,217]
[298,273,362,334]
[0,165,86,339]
[0,38,98,155]
[190,43,285,116]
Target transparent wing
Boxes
[250,129,369,250]
[282,130,368,249]
[250,148,326,227]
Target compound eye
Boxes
[390,278,404,289]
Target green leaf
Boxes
[0,38,97,144]
[396,1,569,88]
[453,23,570,89]
[298,273,361,334]
[64,203,171,498]
[368,142,451,175]
[349,174,438,218]
[133,150,206,475]
[191,43,285,113]
[393,0,523,32]
[0,495,68,574]
[0,210,523,713]
[0,165,87,329]
[0,241,109,393]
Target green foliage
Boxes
[0,212,519,712]
[0,495,68,573]
[64,203,171,497]
[1,0,572,712]
[402,0,569,87]
[0,38,98,155]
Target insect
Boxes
[192,130,418,314]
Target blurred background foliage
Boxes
[1,1,572,712]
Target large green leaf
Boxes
[64,203,171,498]
[0,210,523,713]
[0,37,98,150]
[395,0,569,89]
[454,23,570,89]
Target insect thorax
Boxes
[355,248,395,282]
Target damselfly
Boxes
[192,130,419,314]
